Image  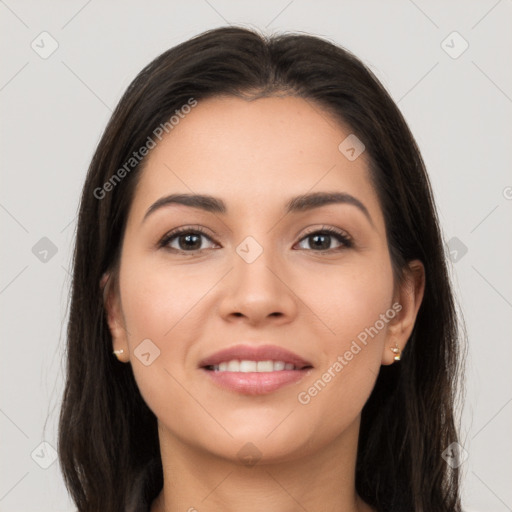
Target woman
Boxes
[58,26,465,512]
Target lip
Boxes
[201,367,312,395]
[198,344,313,369]
[198,344,314,396]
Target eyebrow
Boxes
[143,191,374,227]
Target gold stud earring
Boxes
[390,343,401,361]
[113,349,124,360]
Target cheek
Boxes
[295,254,394,417]
[118,283,197,425]
[306,252,395,351]
[119,258,213,342]
[117,257,216,413]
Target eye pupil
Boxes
[310,234,330,250]
[180,234,201,250]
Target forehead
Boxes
[128,95,383,228]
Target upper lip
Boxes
[198,344,313,369]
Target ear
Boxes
[382,259,425,365]
[100,272,130,363]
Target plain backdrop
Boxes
[1,1,511,511]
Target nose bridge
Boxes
[233,232,282,292]
[217,230,296,322]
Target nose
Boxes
[217,239,297,326]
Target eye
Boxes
[158,226,218,253]
[295,226,353,252]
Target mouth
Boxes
[203,360,312,372]
[198,344,313,395]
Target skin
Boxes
[104,95,425,512]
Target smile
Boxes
[204,360,307,372]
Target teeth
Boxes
[209,360,300,372]
[240,360,257,372]
[227,360,239,371]
[257,360,274,372]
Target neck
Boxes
[150,416,375,512]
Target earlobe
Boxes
[382,260,426,366]
[100,271,130,363]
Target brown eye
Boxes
[296,228,353,252]
[159,227,217,253]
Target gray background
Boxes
[1,1,511,511]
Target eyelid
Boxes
[300,224,352,241]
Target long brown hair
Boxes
[58,26,466,511]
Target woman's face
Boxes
[106,95,420,463]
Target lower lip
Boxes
[200,368,312,395]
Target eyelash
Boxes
[158,225,353,255]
